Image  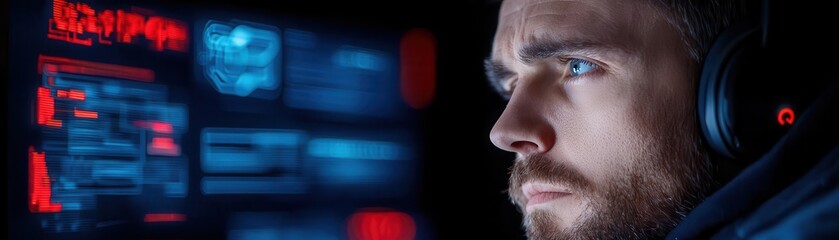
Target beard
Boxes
[508,130,714,240]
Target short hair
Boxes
[649,0,752,64]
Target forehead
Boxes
[492,0,654,61]
[499,0,613,22]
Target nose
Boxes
[489,85,556,155]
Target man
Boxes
[485,0,839,239]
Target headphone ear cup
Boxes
[698,20,760,161]
[699,17,812,163]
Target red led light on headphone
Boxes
[777,107,795,126]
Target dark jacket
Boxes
[667,81,839,239]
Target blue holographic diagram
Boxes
[199,20,281,99]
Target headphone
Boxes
[697,0,830,162]
[697,17,766,161]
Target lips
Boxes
[523,182,572,208]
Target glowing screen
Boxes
[10,0,434,239]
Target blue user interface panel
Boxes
[8,0,439,239]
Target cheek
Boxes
[555,81,649,186]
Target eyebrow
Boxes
[484,58,514,99]
[484,38,628,98]
[518,38,619,64]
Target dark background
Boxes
[6,0,526,239]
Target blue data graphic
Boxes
[201,128,302,174]
[33,55,189,232]
[198,20,282,99]
[200,128,415,196]
[283,29,401,117]
[12,0,434,239]
[309,138,412,186]
[226,211,345,240]
[308,138,405,160]
[200,128,307,195]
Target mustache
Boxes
[509,154,591,208]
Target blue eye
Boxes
[568,59,596,77]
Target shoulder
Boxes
[738,146,839,239]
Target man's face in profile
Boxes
[487,0,713,239]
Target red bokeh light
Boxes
[348,208,416,240]
[144,213,186,222]
[400,28,437,109]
